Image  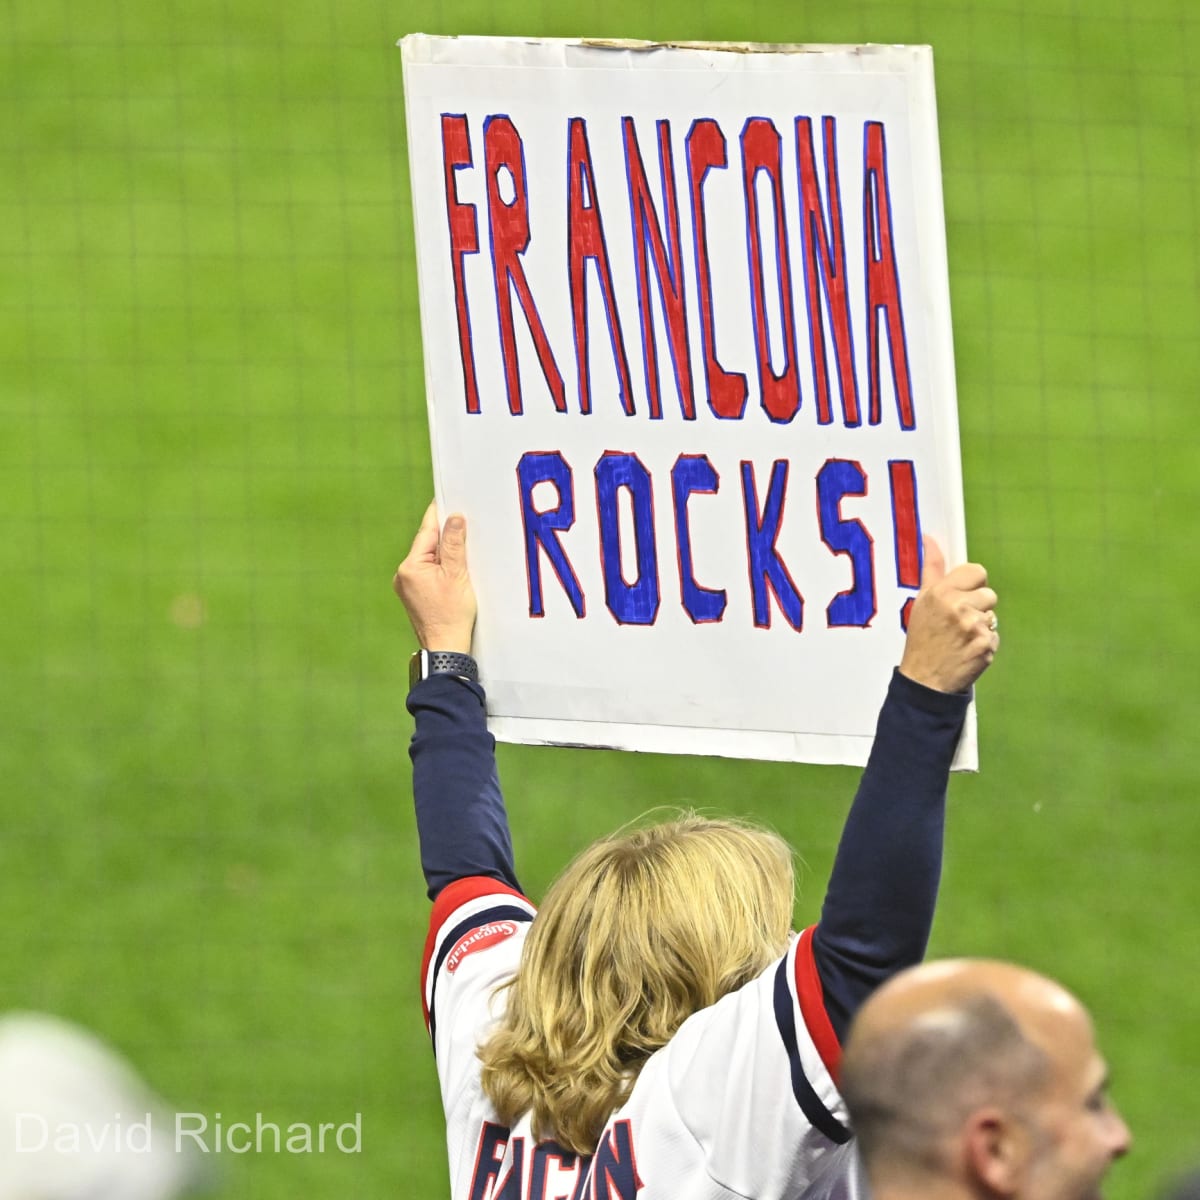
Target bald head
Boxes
[848,959,1089,1071]
[840,960,1129,1200]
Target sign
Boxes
[401,35,974,766]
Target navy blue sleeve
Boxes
[811,668,970,1042]
[407,674,521,902]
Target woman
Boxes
[396,503,998,1199]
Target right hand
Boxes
[898,538,998,694]
[392,502,477,654]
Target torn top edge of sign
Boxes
[398,33,931,61]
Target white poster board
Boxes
[401,35,975,767]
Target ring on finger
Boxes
[988,611,999,633]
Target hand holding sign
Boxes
[394,502,477,654]
[898,538,999,694]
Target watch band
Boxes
[409,649,479,689]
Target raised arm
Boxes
[394,504,520,901]
[812,539,999,1041]
[664,545,998,1190]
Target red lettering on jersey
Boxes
[446,921,520,974]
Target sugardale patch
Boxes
[446,920,521,973]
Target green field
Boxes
[3,0,1198,1195]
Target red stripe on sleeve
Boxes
[793,925,843,1081]
[420,876,533,1030]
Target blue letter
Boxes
[817,458,876,627]
[529,1141,580,1200]
[493,1136,525,1200]
[517,452,585,618]
[670,455,726,623]
[591,1120,643,1199]
[595,453,660,626]
[741,460,803,630]
[468,1123,510,1200]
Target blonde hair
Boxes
[478,811,795,1155]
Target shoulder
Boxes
[422,875,537,1104]
[589,935,853,1197]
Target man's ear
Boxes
[962,1108,1029,1196]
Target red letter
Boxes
[623,118,695,421]
[568,118,633,416]
[686,119,748,420]
[796,117,859,426]
[484,115,566,416]
[441,114,481,414]
[863,121,915,429]
[741,118,800,424]
[888,459,922,630]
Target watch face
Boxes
[408,649,427,690]
[407,649,477,688]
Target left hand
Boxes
[393,502,477,653]
[898,537,998,694]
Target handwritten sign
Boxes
[401,35,975,767]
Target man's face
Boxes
[1022,1005,1131,1200]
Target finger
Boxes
[919,536,945,589]
[960,586,998,612]
[439,513,468,576]
[943,561,988,592]
[407,500,441,561]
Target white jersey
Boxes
[422,875,862,1200]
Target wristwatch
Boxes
[408,649,479,690]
